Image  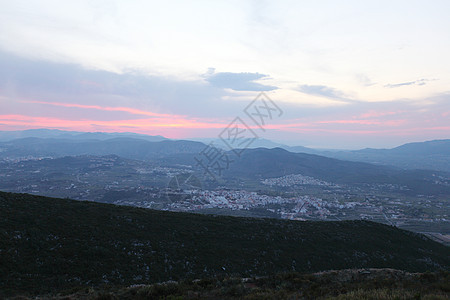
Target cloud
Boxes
[274,93,450,145]
[358,110,399,118]
[1,50,449,148]
[20,100,177,118]
[355,74,376,87]
[205,71,277,91]
[296,84,358,103]
[0,113,226,129]
[0,51,245,119]
[0,51,282,138]
[384,78,431,88]
[316,119,406,126]
[297,84,343,98]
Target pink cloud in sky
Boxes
[0,113,228,138]
[1,95,448,148]
[0,109,446,138]
[358,110,400,119]
[316,119,407,126]
[21,100,177,118]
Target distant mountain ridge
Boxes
[391,139,450,154]
[0,137,205,160]
[191,137,318,154]
[1,133,449,195]
[221,147,450,195]
[320,139,450,172]
[0,129,448,172]
[0,129,167,142]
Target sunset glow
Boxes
[0,0,448,148]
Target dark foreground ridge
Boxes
[0,191,448,297]
[18,269,450,299]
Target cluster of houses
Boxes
[261,173,340,187]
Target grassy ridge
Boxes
[43,269,450,299]
[0,191,449,296]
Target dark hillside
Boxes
[0,191,448,296]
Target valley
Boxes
[1,149,448,242]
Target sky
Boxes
[0,0,449,149]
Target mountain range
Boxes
[0,128,167,142]
[0,136,205,160]
[1,129,448,172]
[317,139,450,172]
[0,130,449,196]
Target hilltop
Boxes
[317,139,450,173]
[23,269,450,299]
[0,191,448,297]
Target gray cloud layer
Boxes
[205,71,277,91]
[0,52,267,118]
[384,79,431,88]
[296,84,359,103]
[1,50,448,149]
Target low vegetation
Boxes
[10,269,450,299]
